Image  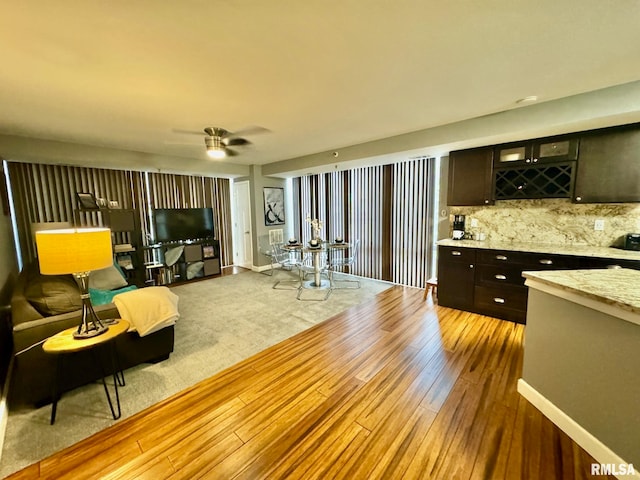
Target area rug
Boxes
[0,270,391,477]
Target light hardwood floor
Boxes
[6,285,613,480]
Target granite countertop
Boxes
[437,238,640,262]
[522,268,640,316]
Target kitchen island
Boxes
[519,268,640,475]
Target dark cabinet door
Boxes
[447,147,494,206]
[437,247,476,310]
[495,137,578,167]
[574,127,640,203]
[534,137,579,163]
[494,142,533,166]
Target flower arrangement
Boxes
[305,214,323,240]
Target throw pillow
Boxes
[89,263,128,290]
[25,275,82,316]
[164,245,184,267]
[186,261,204,280]
[89,285,138,306]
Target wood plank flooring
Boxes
[6,285,613,480]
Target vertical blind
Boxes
[7,162,233,268]
[391,157,435,287]
[292,157,435,288]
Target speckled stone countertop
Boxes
[437,239,640,262]
[522,268,640,317]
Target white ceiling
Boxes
[1,1,639,175]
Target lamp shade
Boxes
[36,228,113,275]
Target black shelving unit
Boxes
[143,239,221,285]
[74,208,145,286]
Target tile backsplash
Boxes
[449,199,640,247]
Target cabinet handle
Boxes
[525,158,531,163]
[493,297,506,304]
[496,255,508,261]
[539,259,553,265]
[575,196,582,202]
[484,199,490,204]
[532,158,538,163]
[517,184,526,191]
[451,251,462,256]
[469,264,474,269]
[494,274,507,280]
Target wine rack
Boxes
[494,163,575,200]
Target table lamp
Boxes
[36,228,113,339]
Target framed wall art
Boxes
[263,187,285,226]
[76,192,99,210]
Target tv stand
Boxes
[144,238,221,285]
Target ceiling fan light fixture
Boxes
[205,136,226,159]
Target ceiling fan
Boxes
[172,126,268,159]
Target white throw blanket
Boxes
[113,286,180,337]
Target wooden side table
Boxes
[43,319,129,425]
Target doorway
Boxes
[232,181,253,268]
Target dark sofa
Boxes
[9,263,174,406]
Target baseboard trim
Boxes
[252,264,275,273]
[517,379,639,479]
[0,355,13,464]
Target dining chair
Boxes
[271,243,304,289]
[328,239,361,289]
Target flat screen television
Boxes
[153,208,214,243]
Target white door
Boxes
[233,181,253,268]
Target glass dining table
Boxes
[282,241,350,299]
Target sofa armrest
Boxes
[12,303,120,353]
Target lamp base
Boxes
[73,272,110,340]
[102,318,119,326]
[73,324,109,339]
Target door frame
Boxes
[231,181,253,268]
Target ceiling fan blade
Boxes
[224,125,270,138]
[225,147,239,157]
[223,137,251,147]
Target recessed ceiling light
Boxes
[516,95,538,104]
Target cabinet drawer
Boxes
[476,264,525,287]
[477,250,531,265]
[578,256,640,270]
[519,252,581,270]
[439,246,476,263]
[477,249,580,270]
[474,286,528,318]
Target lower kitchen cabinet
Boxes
[437,246,476,311]
[437,245,640,324]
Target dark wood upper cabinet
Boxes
[447,147,494,206]
[574,126,640,203]
[494,136,579,167]
[533,137,579,163]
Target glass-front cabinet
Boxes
[494,136,579,166]
[495,143,532,165]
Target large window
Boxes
[292,157,437,288]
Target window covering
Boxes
[292,157,436,288]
